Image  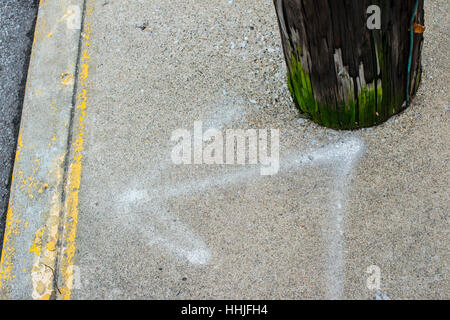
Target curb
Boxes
[0,0,86,299]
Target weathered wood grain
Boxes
[274,0,424,129]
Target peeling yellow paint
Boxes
[59,12,94,299]
[80,64,89,81]
[0,0,95,300]
[17,161,46,201]
[34,17,48,44]
[0,205,22,299]
[0,0,86,300]
[86,7,93,17]
[61,72,74,86]
[14,130,23,162]
[0,128,24,298]
[30,227,45,257]
[81,50,90,62]
[30,155,65,300]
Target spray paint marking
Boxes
[121,136,363,300]
[118,192,212,265]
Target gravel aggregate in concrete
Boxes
[67,0,448,299]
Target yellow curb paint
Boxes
[14,130,23,163]
[30,155,65,300]
[59,3,93,299]
[61,72,74,86]
[0,4,49,299]
[0,206,21,299]
[0,129,24,299]
[0,0,86,299]
[29,226,45,257]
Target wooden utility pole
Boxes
[274,0,424,129]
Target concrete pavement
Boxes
[0,0,448,299]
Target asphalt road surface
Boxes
[0,0,38,253]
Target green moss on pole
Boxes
[274,0,424,129]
